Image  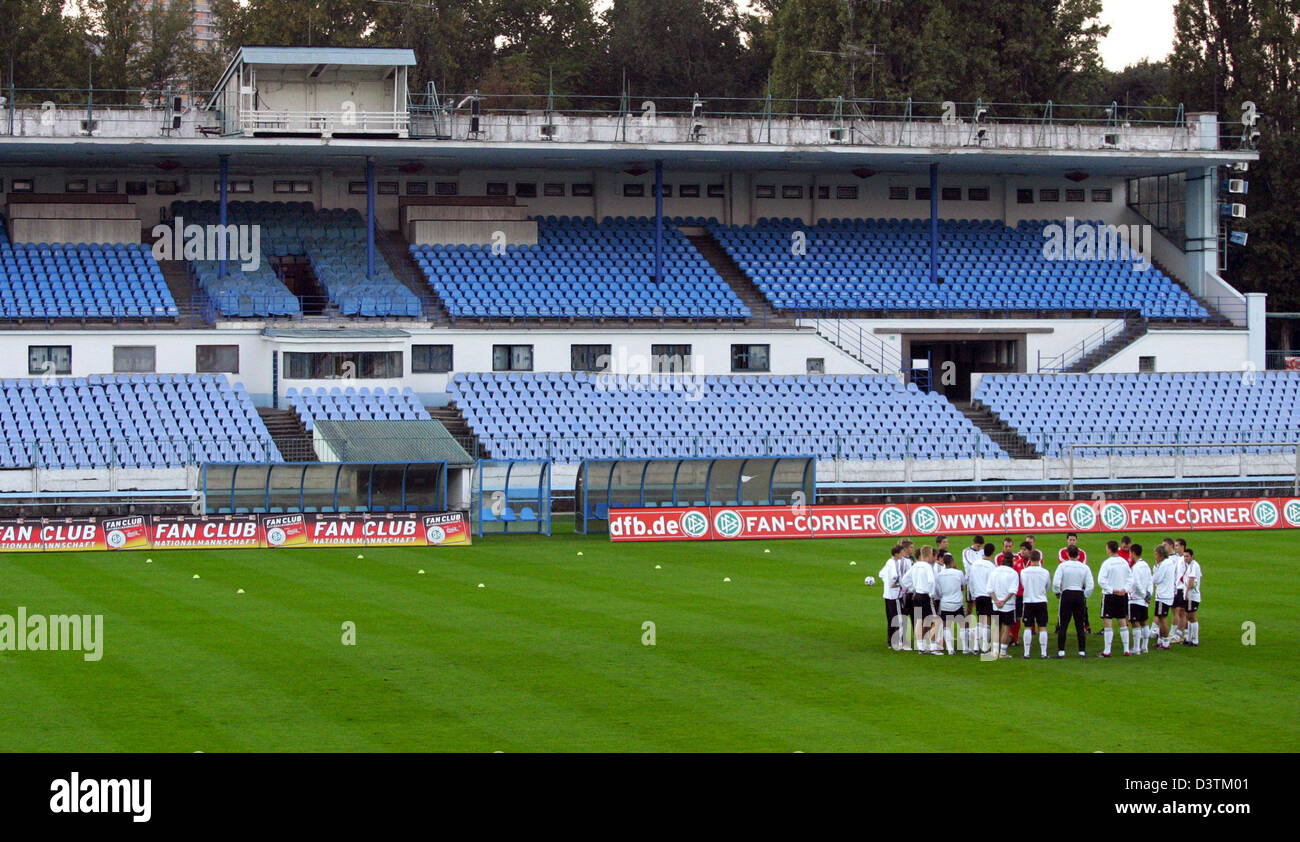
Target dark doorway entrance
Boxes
[906,338,1020,401]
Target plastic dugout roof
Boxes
[578,456,816,512]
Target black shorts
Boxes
[975,596,994,617]
[1128,603,1149,624]
[940,609,965,622]
[1173,592,1188,609]
[911,594,934,619]
[1102,594,1129,620]
[995,609,1016,628]
[1187,600,1200,613]
[1022,602,1049,627]
[1014,594,1024,620]
[1155,601,1172,618]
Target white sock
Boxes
[1143,627,1151,652]
[1190,621,1199,644]
[1023,635,1032,657]
[1103,627,1113,655]
[1000,643,1008,655]
[1039,630,1048,657]
[944,626,954,654]
[1120,628,1131,653]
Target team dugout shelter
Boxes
[575,456,816,533]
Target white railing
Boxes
[239,110,408,136]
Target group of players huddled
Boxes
[873,533,1204,658]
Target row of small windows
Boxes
[2,179,181,196]
[26,343,778,378]
[28,345,240,375]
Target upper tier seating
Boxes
[0,215,177,320]
[286,386,431,432]
[709,218,1209,319]
[412,216,750,321]
[975,371,1300,457]
[0,374,281,469]
[450,372,1007,463]
[174,201,421,318]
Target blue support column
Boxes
[654,159,664,284]
[928,162,939,286]
[218,154,229,278]
[366,156,376,280]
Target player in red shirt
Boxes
[1009,540,1031,645]
[1119,535,1133,565]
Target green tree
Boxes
[0,1,89,98]
[1169,0,1300,309]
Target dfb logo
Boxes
[712,509,743,539]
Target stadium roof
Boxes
[0,136,1255,177]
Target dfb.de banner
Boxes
[608,497,1300,542]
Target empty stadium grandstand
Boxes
[286,386,431,432]
[975,371,1300,457]
[176,200,423,318]
[709,218,1211,319]
[450,372,1008,462]
[0,217,177,321]
[0,374,279,469]
[412,216,750,322]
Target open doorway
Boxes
[905,337,1021,401]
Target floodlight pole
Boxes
[654,159,664,284]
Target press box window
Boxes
[755,184,776,199]
[941,187,962,201]
[571,183,594,197]
[406,181,428,196]
[543,183,566,197]
[782,185,803,199]
[653,183,672,198]
[731,344,770,373]
[707,184,725,198]
[213,179,253,194]
[836,185,858,200]
[492,345,533,372]
[28,345,71,376]
[113,346,156,374]
[1091,188,1113,202]
[889,186,909,200]
[968,187,990,201]
[1066,189,1085,202]
[514,183,537,198]
[915,187,931,200]
[679,184,701,198]
[1040,189,1060,202]
[486,182,509,197]
[273,180,312,194]
[1017,188,1034,204]
[412,344,453,373]
[435,182,459,196]
[283,351,403,379]
[196,345,239,374]
[571,344,611,372]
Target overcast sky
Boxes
[1098,0,1177,70]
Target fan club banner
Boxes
[0,512,470,553]
[608,498,1300,542]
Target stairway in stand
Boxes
[954,400,1040,459]
[256,407,317,462]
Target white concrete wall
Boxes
[1091,329,1250,374]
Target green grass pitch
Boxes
[1,529,1297,752]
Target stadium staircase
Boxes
[684,231,794,327]
[379,229,446,322]
[256,407,317,462]
[1061,315,1150,373]
[426,402,484,460]
[955,401,1040,459]
[1148,256,1237,327]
